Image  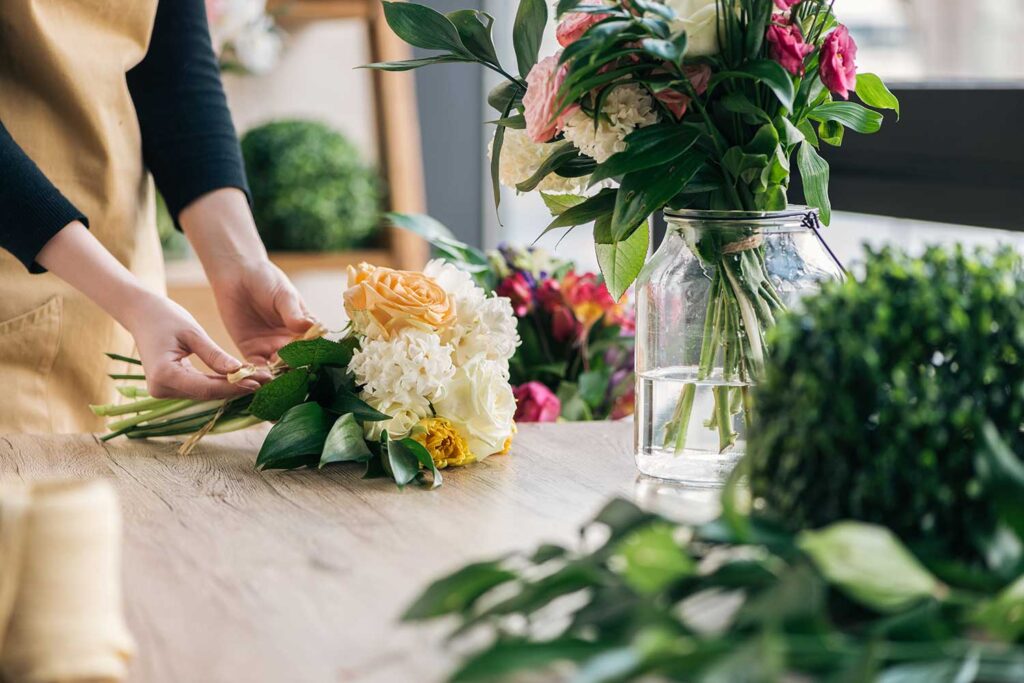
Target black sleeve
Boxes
[127,0,251,226]
[0,120,89,273]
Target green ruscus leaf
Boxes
[797,140,831,225]
[256,402,331,470]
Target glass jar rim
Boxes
[663,206,818,222]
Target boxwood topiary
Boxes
[748,245,1024,569]
[241,120,380,251]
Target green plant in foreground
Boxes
[241,120,381,251]
[405,497,1024,682]
[749,245,1024,576]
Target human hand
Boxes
[124,292,264,400]
[209,258,315,365]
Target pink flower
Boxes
[654,64,711,120]
[496,273,533,317]
[523,53,578,143]
[766,17,813,76]
[514,382,562,423]
[819,25,858,100]
[556,10,611,47]
[774,0,800,9]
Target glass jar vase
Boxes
[634,207,843,486]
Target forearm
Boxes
[35,221,156,328]
[179,188,268,284]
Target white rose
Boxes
[434,357,516,460]
[362,396,429,442]
[664,0,724,57]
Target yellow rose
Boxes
[343,263,455,340]
[412,417,475,469]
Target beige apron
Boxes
[0,0,165,433]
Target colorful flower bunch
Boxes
[387,214,635,424]
[92,262,520,489]
[493,246,636,423]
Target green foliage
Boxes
[241,120,380,251]
[749,246,1024,573]
[404,498,1024,682]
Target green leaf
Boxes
[446,10,499,66]
[973,574,1024,641]
[513,0,547,77]
[277,337,355,369]
[541,193,587,216]
[542,188,617,235]
[594,216,649,300]
[577,368,612,410]
[556,382,592,421]
[721,91,771,123]
[325,389,390,422]
[451,639,604,683]
[491,98,515,214]
[400,437,442,489]
[875,657,979,683]
[797,141,831,225]
[798,522,946,613]
[363,54,471,71]
[589,123,700,186]
[855,72,900,119]
[385,212,488,267]
[487,114,526,129]
[403,561,517,621]
[556,0,585,17]
[617,523,695,595]
[809,101,884,134]
[639,35,686,67]
[714,60,795,112]
[381,2,468,56]
[386,437,422,488]
[516,142,585,193]
[255,402,330,470]
[611,152,705,239]
[319,413,371,467]
[592,498,656,540]
[819,119,845,147]
[249,369,312,421]
[487,80,524,113]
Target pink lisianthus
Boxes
[556,10,611,47]
[774,0,800,9]
[819,25,858,100]
[653,64,712,120]
[513,382,562,422]
[496,272,533,317]
[523,53,578,143]
[766,16,813,76]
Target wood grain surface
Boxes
[0,423,719,683]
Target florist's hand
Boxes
[125,293,263,400]
[210,259,315,365]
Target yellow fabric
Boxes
[0,0,165,433]
[0,479,134,682]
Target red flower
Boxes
[774,0,800,9]
[653,64,712,120]
[514,382,562,422]
[551,306,580,343]
[496,272,533,317]
[555,10,611,47]
[766,16,813,76]
[819,25,858,100]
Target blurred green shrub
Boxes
[749,245,1024,570]
[241,120,381,251]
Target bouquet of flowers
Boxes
[369,0,898,451]
[205,0,283,74]
[388,213,635,422]
[91,262,520,489]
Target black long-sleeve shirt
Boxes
[0,0,250,273]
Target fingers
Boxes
[149,363,258,401]
[273,282,315,334]
[184,329,245,376]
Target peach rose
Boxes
[343,263,455,340]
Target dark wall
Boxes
[794,87,1024,231]
[413,0,485,246]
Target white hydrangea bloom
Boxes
[490,128,588,194]
[362,397,429,442]
[562,84,659,163]
[423,260,520,369]
[349,328,455,407]
[454,296,519,369]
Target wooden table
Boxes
[0,423,721,683]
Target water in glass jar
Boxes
[635,366,751,487]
